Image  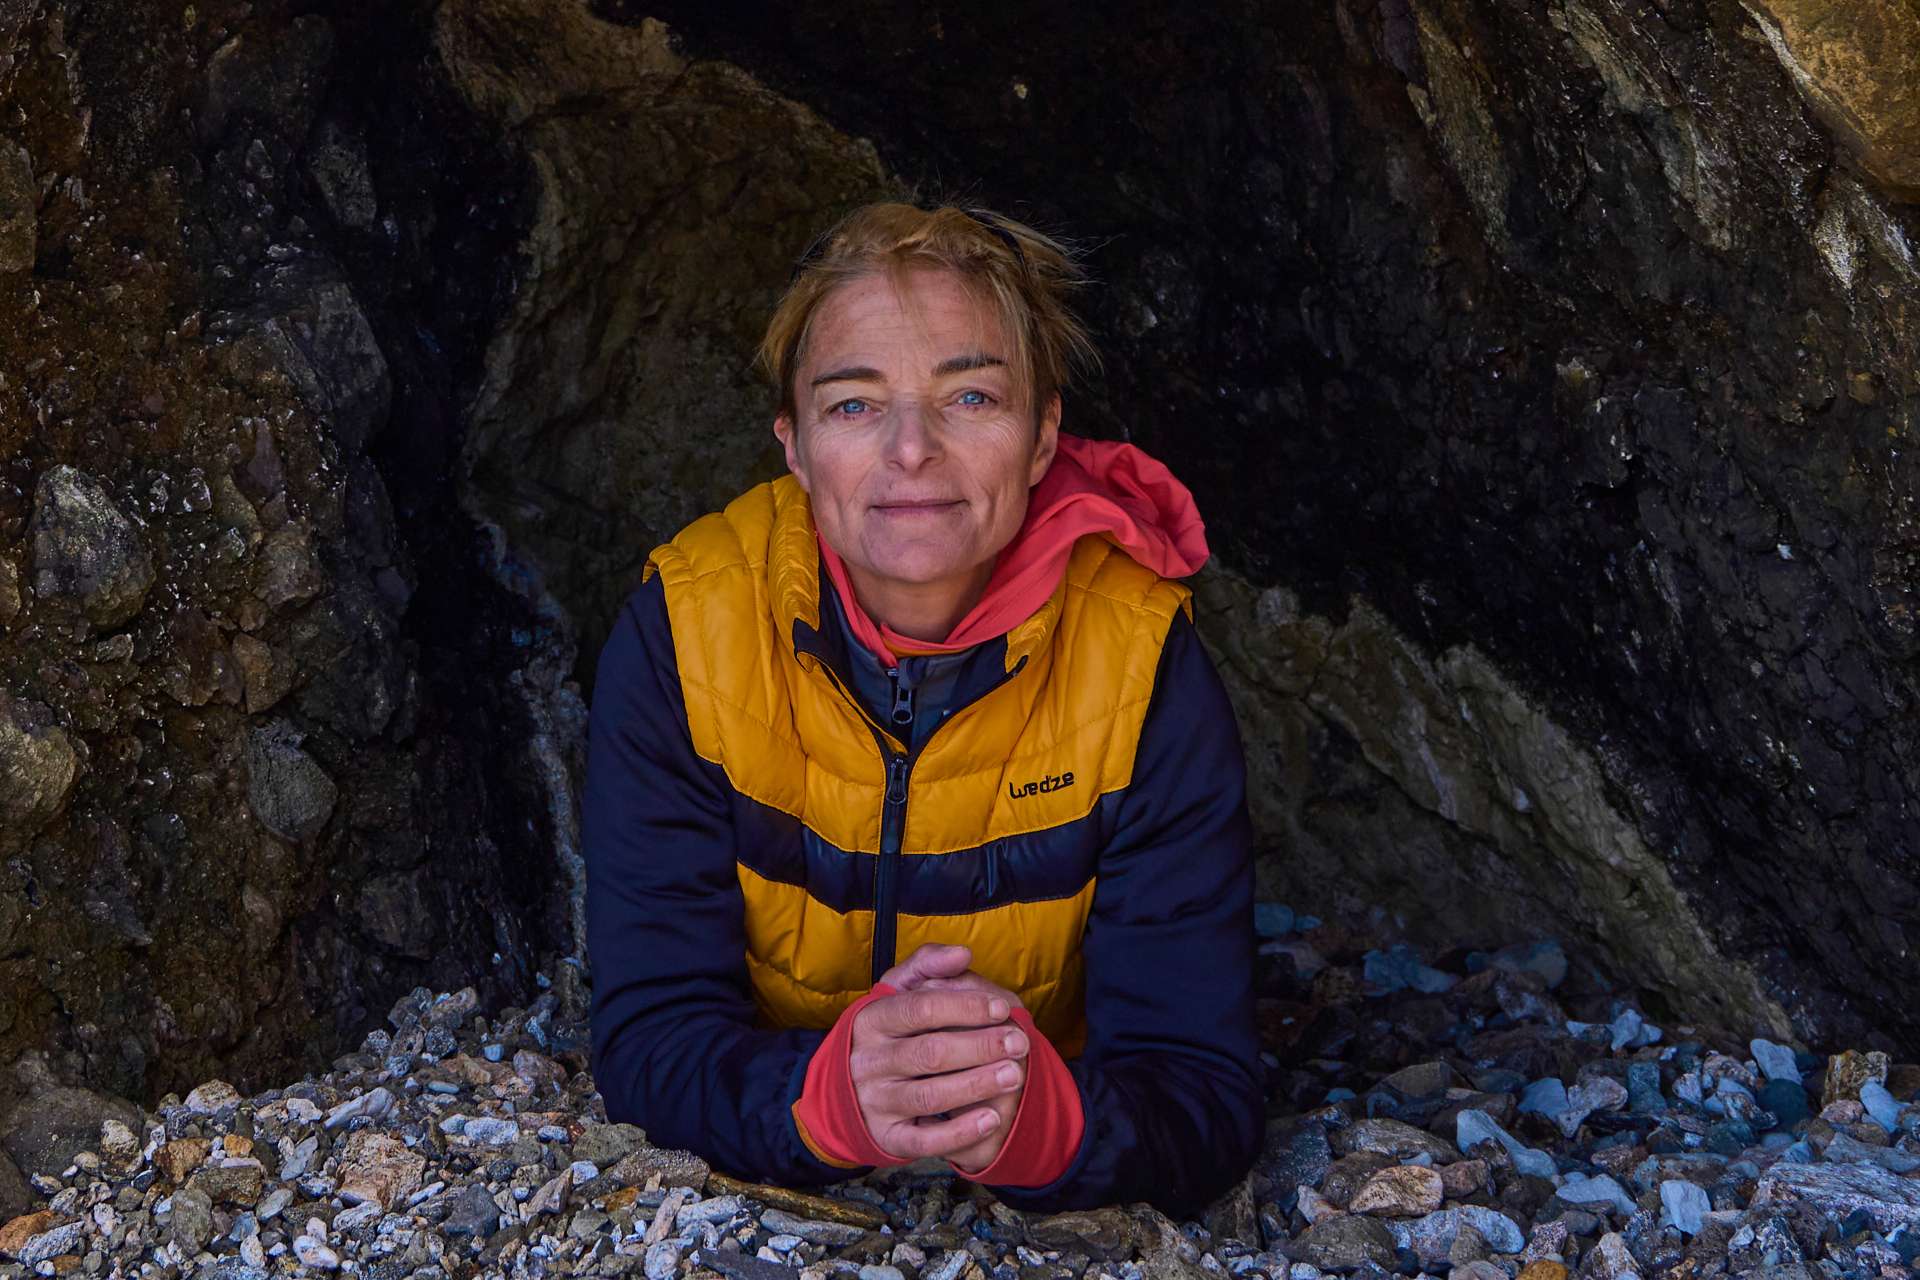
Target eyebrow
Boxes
[808,353,1008,389]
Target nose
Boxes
[882,397,943,469]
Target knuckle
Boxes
[847,1046,880,1083]
[908,1037,943,1074]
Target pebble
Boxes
[1347,1164,1443,1216]
[293,1234,341,1269]
[1658,1179,1709,1235]
[1455,1109,1556,1178]
[646,1239,685,1280]
[761,1207,870,1245]
[460,1116,520,1145]
[5,941,1919,1280]
[1552,1171,1636,1217]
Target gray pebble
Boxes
[461,1117,520,1145]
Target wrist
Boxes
[942,1008,1084,1188]
[791,982,910,1169]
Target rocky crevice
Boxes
[0,0,572,1122]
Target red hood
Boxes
[817,432,1209,667]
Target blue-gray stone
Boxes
[462,1117,520,1145]
[1861,1081,1903,1133]
[1626,1062,1667,1115]
[1254,903,1295,938]
[1556,1172,1637,1217]
[1362,944,1457,995]
[1759,1078,1810,1129]
[1704,1120,1754,1156]
[1456,1109,1556,1179]
[1659,1181,1709,1235]
[1470,1068,1529,1095]
[1750,1038,1803,1085]
[1520,1079,1570,1117]
[1825,1132,1920,1174]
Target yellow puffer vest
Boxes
[641,474,1193,1057]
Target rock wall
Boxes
[0,0,577,1121]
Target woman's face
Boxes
[774,266,1059,625]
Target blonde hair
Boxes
[755,201,1103,426]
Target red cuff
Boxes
[790,981,912,1169]
[945,1007,1085,1188]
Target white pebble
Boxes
[293,1236,341,1270]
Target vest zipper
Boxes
[873,750,909,984]
[798,649,1032,982]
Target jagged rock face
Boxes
[0,0,570,1116]
[434,0,899,678]
[1746,0,1920,198]
[601,0,1920,1049]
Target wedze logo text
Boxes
[1008,771,1074,800]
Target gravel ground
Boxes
[3,916,1919,1280]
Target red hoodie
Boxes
[792,432,1209,1186]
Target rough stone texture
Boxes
[0,1076,143,1182]
[1197,570,1794,1038]
[1751,1159,1920,1231]
[333,1130,426,1211]
[29,464,155,627]
[1349,1163,1446,1217]
[435,0,896,690]
[1293,1213,1400,1270]
[0,1152,26,1223]
[0,139,34,274]
[629,0,1920,1050]
[1746,0,1920,197]
[0,690,81,856]
[242,719,338,844]
[0,0,579,1120]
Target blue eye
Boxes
[958,390,995,407]
[830,398,871,417]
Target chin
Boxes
[865,552,977,585]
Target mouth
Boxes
[873,499,962,511]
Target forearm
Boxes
[985,608,1264,1217]
[591,992,849,1185]
[583,573,858,1186]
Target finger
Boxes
[860,988,1010,1038]
[875,1105,1003,1161]
[917,973,1026,1008]
[852,1025,1029,1083]
[876,1058,1025,1121]
[877,943,973,991]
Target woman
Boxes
[583,202,1261,1216]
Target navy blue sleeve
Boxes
[990,607,1264,1218]
[584,572,865,1185]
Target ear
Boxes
[774,411,810,491]
[1028,392,1062,486]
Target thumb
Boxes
[880,942,973,991]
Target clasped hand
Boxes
[849,942,1028,1173]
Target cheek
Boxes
[805,441,870,510]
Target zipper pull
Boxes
[887,667,914,728]
[885,752,908,804]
